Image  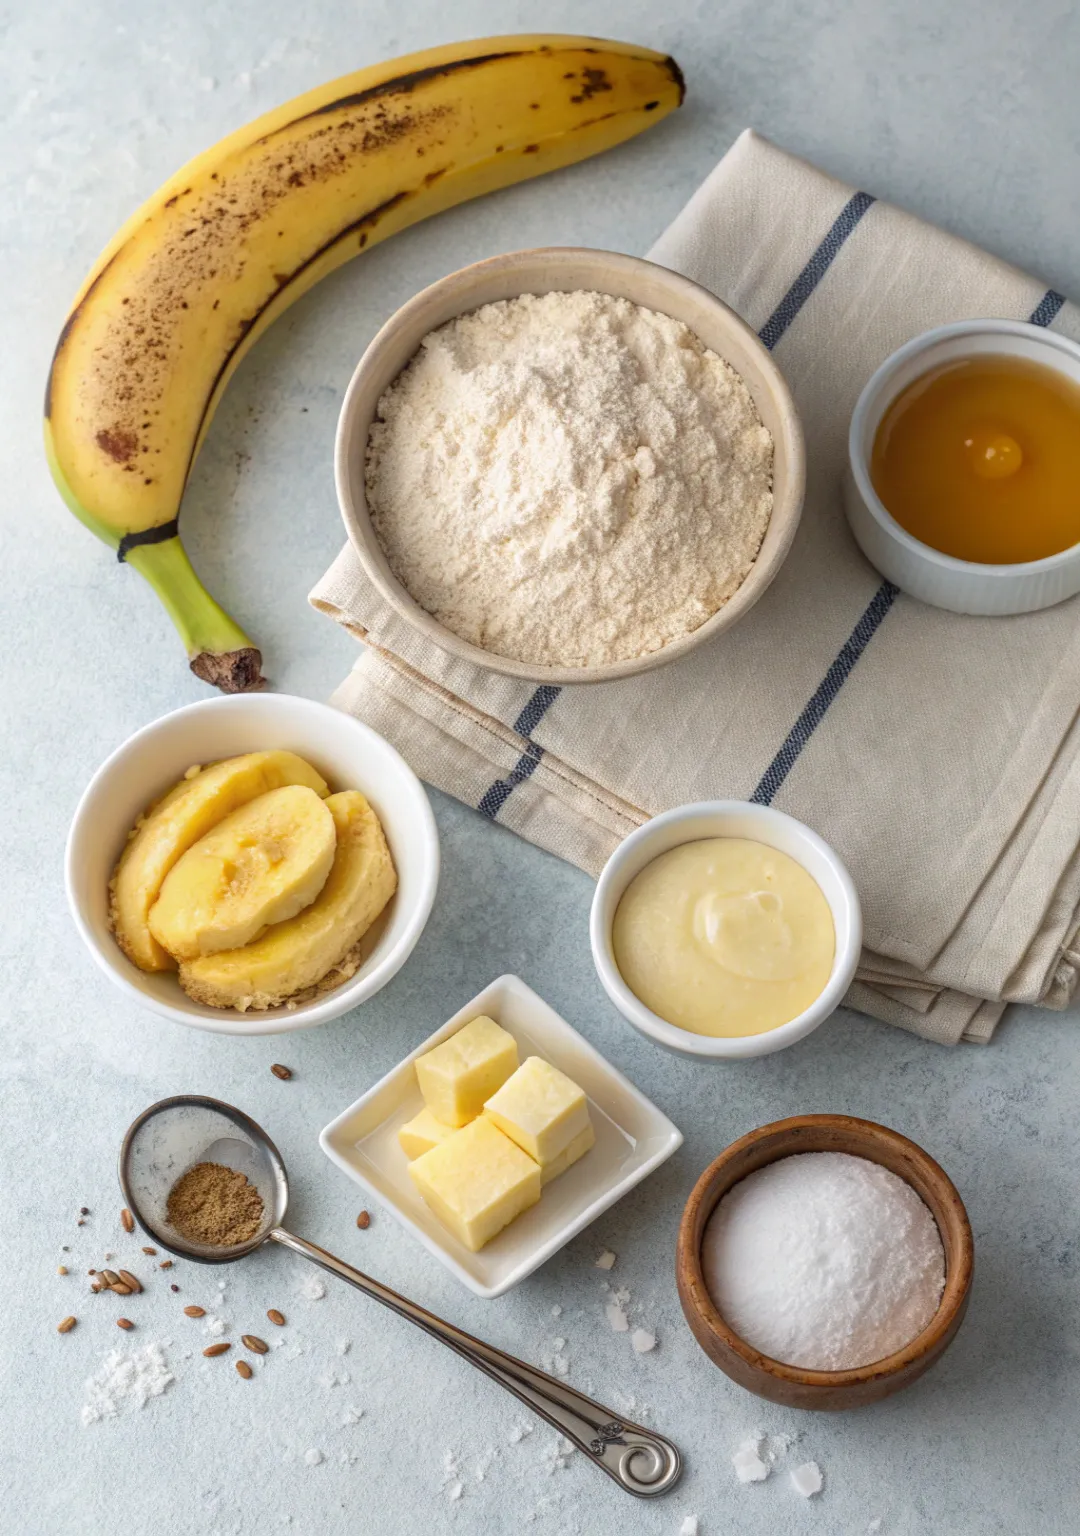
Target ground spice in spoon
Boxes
[166,1162,265,1246]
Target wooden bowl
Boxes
[335,246,805,686]
[676,1114,974,1410]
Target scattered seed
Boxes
[121,1208,135,1234]
[80,1207,89,1216]
[90,1279,105,1293]
[88,1269,97,1276]
[242,1334,268,1354]
[141,1246,157,1256]
[170,1284,180,1293]
[183,1306,206,1318]
[267,1309,286,1327]
[111,1283,133,1296]
[117,1318,134,1331]
[159,1260,173,1270]
[61,1246,69,1252]
[57,1316,77,1334]
[203,1342,231,1357]
[77,1220,85,1227]
[236,1360,253,1379]
[57,1265,68,1276]
[117,1270,142,1294]
[270,1063,292,1080]
[101,1270,121,1287]
[356,1210,371,1230]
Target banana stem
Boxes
[125,536,265,693]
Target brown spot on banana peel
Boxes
[95,427,140,463]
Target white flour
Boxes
[366,291,773,668]
[703,1152,945,1371]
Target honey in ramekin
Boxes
[870,354,1080,564]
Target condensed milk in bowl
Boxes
[589,802,861,1060]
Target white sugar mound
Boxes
[703,1152,945,1370]
[81,1342,174,1425]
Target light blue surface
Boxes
[3,2,1080,1533]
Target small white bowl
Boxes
[335,246,805,685]
[319,974,683,1298]
[844,319,1080,615]
[65,694,439,1036]
[589,802,862,1061]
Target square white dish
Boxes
[319,974,683,1298]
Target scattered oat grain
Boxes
[356,1211,371,1230]
[270,1064,292,1080]
[117,1318,134,1331]
[203,1342,231,1357]
[236,1360,253,1379]
[267,1309,286,1327]
[57,1316,77,1333]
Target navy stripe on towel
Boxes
[751,581,900,805]
[475,189,880,822]
[513,686,562,738]
[1030,289,1065,328]
[477,740,545,821]
[757,192,876,352]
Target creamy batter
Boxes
[612,838,835,1037]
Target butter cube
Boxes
[484,1056,592,1172]
[539,1121,596,1186]
[408,1116,541,1251]
[414,1016,518,1128]
[398,1106,461,1161]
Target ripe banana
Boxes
[44,36,684,692]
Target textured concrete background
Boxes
[3,1,1080,1532]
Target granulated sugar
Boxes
[80,1341,174,1425]
[732,1438,770,1483]
[791,1461,824,1498]
[366,290,773,669]
[703,1152,945,1370]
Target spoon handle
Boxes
[268,1227,681,1498]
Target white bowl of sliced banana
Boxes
[65,694,439,1035]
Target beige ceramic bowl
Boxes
[335,247,806,685]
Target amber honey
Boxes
[870,354,1080,564]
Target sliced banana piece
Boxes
[179,791,397,1011]
[148,785,337,960]
[110,750,330,972]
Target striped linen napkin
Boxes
[311,129,1080,1046]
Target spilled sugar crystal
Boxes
[791,1461,824,1498]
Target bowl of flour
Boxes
[335,248,805,683]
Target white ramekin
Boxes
[844,319,1080,616]
[335,246,805,685]
[65,694,439,1036]
[589,802,862,1060]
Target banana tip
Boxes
[663,54,687,106]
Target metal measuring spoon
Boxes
[119,1095,682,1498]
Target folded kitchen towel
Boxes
[311,128,1080,1046]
